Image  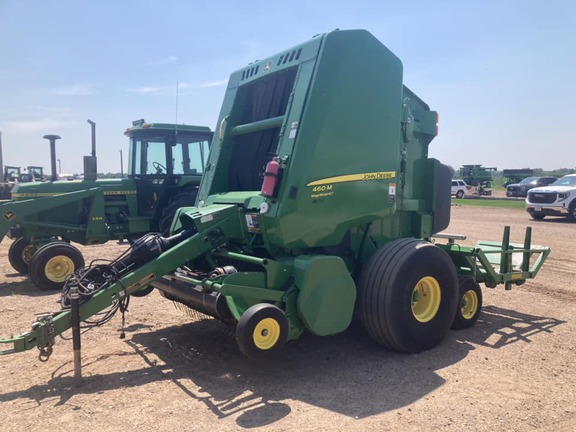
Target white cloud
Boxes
[148,55,178,66]
[125,79,227,95]
[179,79,228,89]
[53,84,95,96]
[127,86,168,94]
[1,118,74,134]
[199,79,228,88]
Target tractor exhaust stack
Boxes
[43,134,61,181]
[84,120,98,180]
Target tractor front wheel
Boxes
[8,237,37,274]
[451,277,483,330]
[236,303,289,359]
[28,242,85,291]
[356,238,458,353]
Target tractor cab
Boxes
[4,166,21,183]
[27,166,45,181]
[125,120,212,217]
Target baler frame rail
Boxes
[434,226,550,290]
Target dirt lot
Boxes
[1,205,574,432]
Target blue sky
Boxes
[0,0,574,174]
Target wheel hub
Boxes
[22,245,36,264]
[44,256,75,282]
[253,318,281,350]
[460,289,478,319]
[411,276,441,323]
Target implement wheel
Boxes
[8,237,37,274]
[236,304,289,359]
[356,238,458,353]
[28,241,85,291]
[452,277,483,330]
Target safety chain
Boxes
[38,316,55,362]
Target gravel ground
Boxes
[0,204,574,432]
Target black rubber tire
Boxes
[236,303,289,359]
[451,277,483,330]
[356,238,458,353]
[530,212,546,221]
[159,186,199,235]
[131,286,155,298]
[28,241,85,291]
[8,237,36,274]
[568,201,576,222]
[456,190,464,199]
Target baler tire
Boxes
[159,186,199,235]
[28,241,85,291]
[356,238,458,353]
[451,277,483,330]
[236,303,289,359]
[8,237,37,274]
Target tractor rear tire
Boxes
[159,186,199,235]
[356,238,458,353]
[451,277,483,330]
[236,303,289,359]
[28,241,85,291]
[8,237,37,274]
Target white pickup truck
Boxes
[525,174,576,221]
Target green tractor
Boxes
[1,120,212,290]
[0,30,549,361]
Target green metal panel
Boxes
[295,255,356,336]
[197,29,440,264]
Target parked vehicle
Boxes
[506,176,557,197]
[1,121,212,290]
[526,174,576,221]
[502,168,534,187]
[459,165,496,187]
[451,180,468,198]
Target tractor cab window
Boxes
[130,137,168,176]
[171,136,210,175]
[129,132,210,176]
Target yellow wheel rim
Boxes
[253,318,281,350]
[411,276,441,323]
[460,289,479,320]
[44,256,75,282]
[22,245,36,264]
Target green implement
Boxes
[1,29,551,362]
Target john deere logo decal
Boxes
[3,210,15,220]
